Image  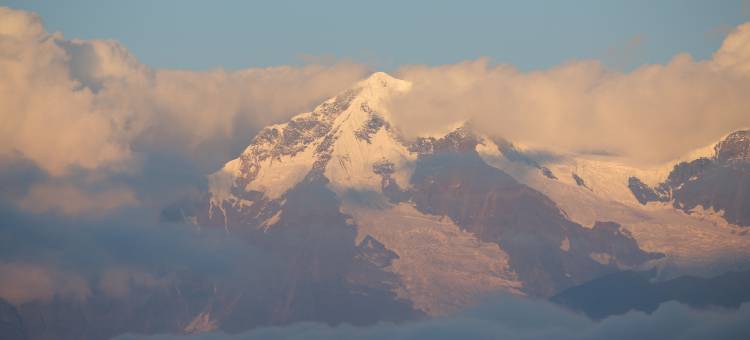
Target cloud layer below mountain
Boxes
[114,295,750,340]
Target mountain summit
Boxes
[715,130,750,164]
[192,72,661,318]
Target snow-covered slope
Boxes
[202,73,529,314]
[208,72,414,209]
[477,136,750,278]
[198,72,748,317]
[344,202,523,315]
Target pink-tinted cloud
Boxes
[389,22,750,165]
[0,7,369,215]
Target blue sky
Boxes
[3,0,748,71]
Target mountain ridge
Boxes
[194,72,662,312]
[6,72,750,340]
[628,129,750,226]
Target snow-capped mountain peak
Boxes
[714,129,750,164]
[192,72,750,317]
[208,72,414,213]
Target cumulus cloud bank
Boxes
[389,23,750,165]
[0,7,368,215]
[114,295,750,340]
[4,5,750,214]
[0,203,277,305]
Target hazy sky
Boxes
[3,0,748,71]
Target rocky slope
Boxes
[7,73,750,340]
[195,72,661,316]
[478,132,750,277]
[628,130,750,226]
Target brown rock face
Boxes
[385,129,662,296]
[629,130,750,226]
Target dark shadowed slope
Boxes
[552,269,750,319]
[382,128,662,296]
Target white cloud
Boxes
[0,8,132,176]
[389,22,750,166]
[714,23,750,75]
[0,6,369,215]
[4,3,750,215]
